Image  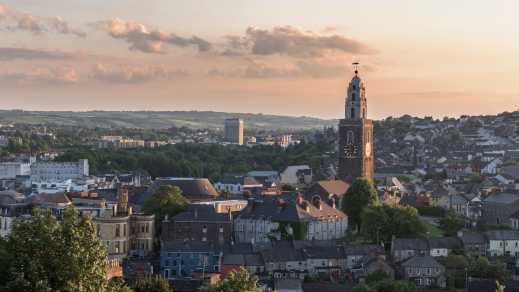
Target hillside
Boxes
[0,110,337,130]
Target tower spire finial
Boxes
[352,62,359,75]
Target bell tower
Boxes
[338,63,374,183]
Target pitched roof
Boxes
[173,205,231,223]
[392,238,429,251]
[30,192,72,205]
[483,192,519,204]
[401,256,444,268]
[484,230,519,241]
[428,237,463,249]
[314,180,350,196]
[237,196,346,222]
[458,232,486,245]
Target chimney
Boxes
[312,196,322,210]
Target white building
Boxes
[280,165,313,186]
[214,175,263,195]
[0,161,31,179]
[0,191,29,238]
[30,159,89,182]
[234,195,347,243]
[485,230,519,257]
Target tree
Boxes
[361,204,427,248]
[142,185,189,230]
[352,284,377,292]
[341,178,379,231]
[0,207,109,291]
[438,212,465,236]
[365,271,390,285]
[133,276,171,292]
[201,267,258,292]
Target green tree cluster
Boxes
[0,207,109,291]
[353,271,415,292]
[55,141,333,182]
[200,267,258,292]
[438,212,465,236]
[142,185,189,239]
[341,178,379,231]
[133,276,171,292]
[360,204,427,248]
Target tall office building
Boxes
[338,64,374,183]
[224,118,244,145]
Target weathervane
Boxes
[352,62,359,75]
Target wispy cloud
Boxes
[0,4,85,37]
[90,63,189,83]
[0,47,74,60]
[93,18,211,54]
[0,66,80,84]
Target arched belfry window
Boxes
[351,92,356,101]
[347,131,355,144]
[351,108,355,119]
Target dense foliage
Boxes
[133,276,171,292]
[438,212,465,236]
[200,267,258,292]
[341,178,379,231]
[0,207,108,291]
[353,270,416,292]
[56,141,333,181]
[361,204,427,248]
[142,185,189,238]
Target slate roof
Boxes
[260,241,306,262]
[484,230,519,241]
[392,238,429,251]
[428,237,463,250]
[237,196,346,222]
[401,256,444,268]
[343,244,384,256]
[483,192,519,204]
[173,205,231,223]
[458,232,487,245]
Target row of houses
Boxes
[392,230,519,262]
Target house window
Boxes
[115,224,120,237]
[145,223,149,233]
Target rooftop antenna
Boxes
[352,62,360,75]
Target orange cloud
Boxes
[94,18,211,53]
[0,4,85,37]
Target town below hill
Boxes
[0,110,337,130]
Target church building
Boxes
[338,64,374,183]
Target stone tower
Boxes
[338,64,374,183]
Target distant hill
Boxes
[0,110,337,130]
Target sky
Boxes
[0,0,518,120]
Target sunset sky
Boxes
[0,0,518,119]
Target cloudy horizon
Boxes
[1,0,518,119]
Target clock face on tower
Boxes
[365,142,372,158]
[344,143,358,158]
